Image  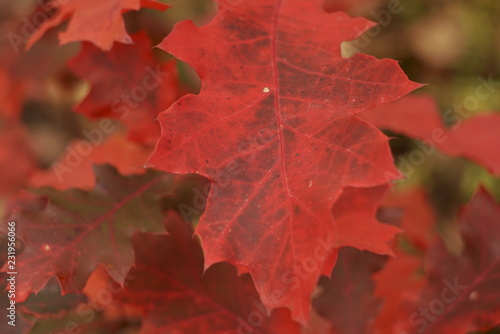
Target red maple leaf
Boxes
[1,165,174,301]
[148,0,420,322]
[117,212,301,334]
[26,0,168,51]
[68,32,179,145]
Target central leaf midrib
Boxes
[268,0,301,285]
[270,0,291,201]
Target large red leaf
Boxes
[117,212,301,334]
[68,32,179,144]
[26,0,168,51]
[402,188,500,334]
[1,165,174,301]
[148,0,420,322]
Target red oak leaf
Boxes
[402,188,500,334]
[117,212,301,334]
[1,165,174,301]
[360,95,500,175]
[26,0,168,51]
[312,247,387,334]
[30,134,153,190]
[68,32,179,144]
[148,0,420,322]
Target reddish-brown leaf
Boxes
[312,247,387,334]
[68,32,179,144]
[148,0,420,322]
[26,0,168,51]
[117,212,301,334]
[1,165,174,301]
[402,188,500,334]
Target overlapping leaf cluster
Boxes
[0,0,498,333]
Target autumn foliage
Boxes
[0,0,499,333]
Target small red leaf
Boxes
[30,134,153,190]
[26,0,168,50]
